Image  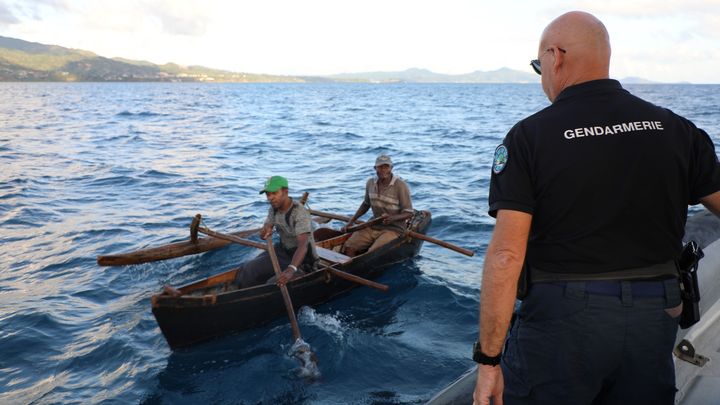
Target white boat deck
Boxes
[674,237,720,404]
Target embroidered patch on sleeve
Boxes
[492,145,508,174]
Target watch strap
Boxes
[472,341,502,366]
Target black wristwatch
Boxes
[472,341,502,366]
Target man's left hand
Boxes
[473,364,504,405]
[276,267,295,286]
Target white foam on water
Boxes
[289,338,321,380]
[297,306,345,339]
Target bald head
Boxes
[538,11,611,100]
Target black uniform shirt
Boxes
[489,79,720,275]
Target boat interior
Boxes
[167,227,373,297]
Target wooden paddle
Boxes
[266,235,321,378]
[307,209,475,257]
[321,264,389,292]
[198,225,265,249]
[266,236,303,340]
[342,216,385,234]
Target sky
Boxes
[0,0,719,83]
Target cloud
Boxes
[81,0,219,37]
[4,0,72,21]
[696,14,720,39]
[142,0,216,36]
[569,0,720,38]
[0,3,20,26]
[568,0,720,16]
[3,0,216,37]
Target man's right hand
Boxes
[473,364,504,405]
[260,224,273,240]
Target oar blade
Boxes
[291,338,321,380]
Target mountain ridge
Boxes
[0,35,658,84]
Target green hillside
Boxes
[0,35,309,82]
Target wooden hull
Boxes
[151,211,432,349]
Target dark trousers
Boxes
[233,243,315,289]
[502,279,681,405]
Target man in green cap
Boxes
[232,175,318,288]
[342,154,414,257]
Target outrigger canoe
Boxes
[149,210,432,349]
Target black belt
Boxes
[549,280,668,297]
[531,260,678,283]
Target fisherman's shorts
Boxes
[344,227,399,253]
[233,243,308,289]
[502,279,682,405]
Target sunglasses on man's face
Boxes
[530,47,567,75]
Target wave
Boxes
[115,111,168,118]
[87,175,141,187]
[3,82,714,405]
[298,307,346,339]
[139,169,182,179]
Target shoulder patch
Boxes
[492,145,508,174]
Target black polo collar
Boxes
[554,79,624,104]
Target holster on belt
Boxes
[676,240,704,329]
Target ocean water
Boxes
[1,82,718,404]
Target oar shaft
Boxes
[323,266,389,292]
[266,238,302,341]
[344,216,384,234]
[308,209,355,223]
[406,230,475,257]
[197,226,265,250]
[308,209,474,257]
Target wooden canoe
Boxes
[150,210,432,349]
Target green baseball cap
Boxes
[259,175,289,194]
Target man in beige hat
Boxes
[342,155,414,257]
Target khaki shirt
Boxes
[364,174,413,232]
[265,199,317,260]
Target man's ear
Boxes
[552,47,565,73]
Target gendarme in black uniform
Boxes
[489,79,720,277]
[489,79,720,404]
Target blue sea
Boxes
[1,82,718,404]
